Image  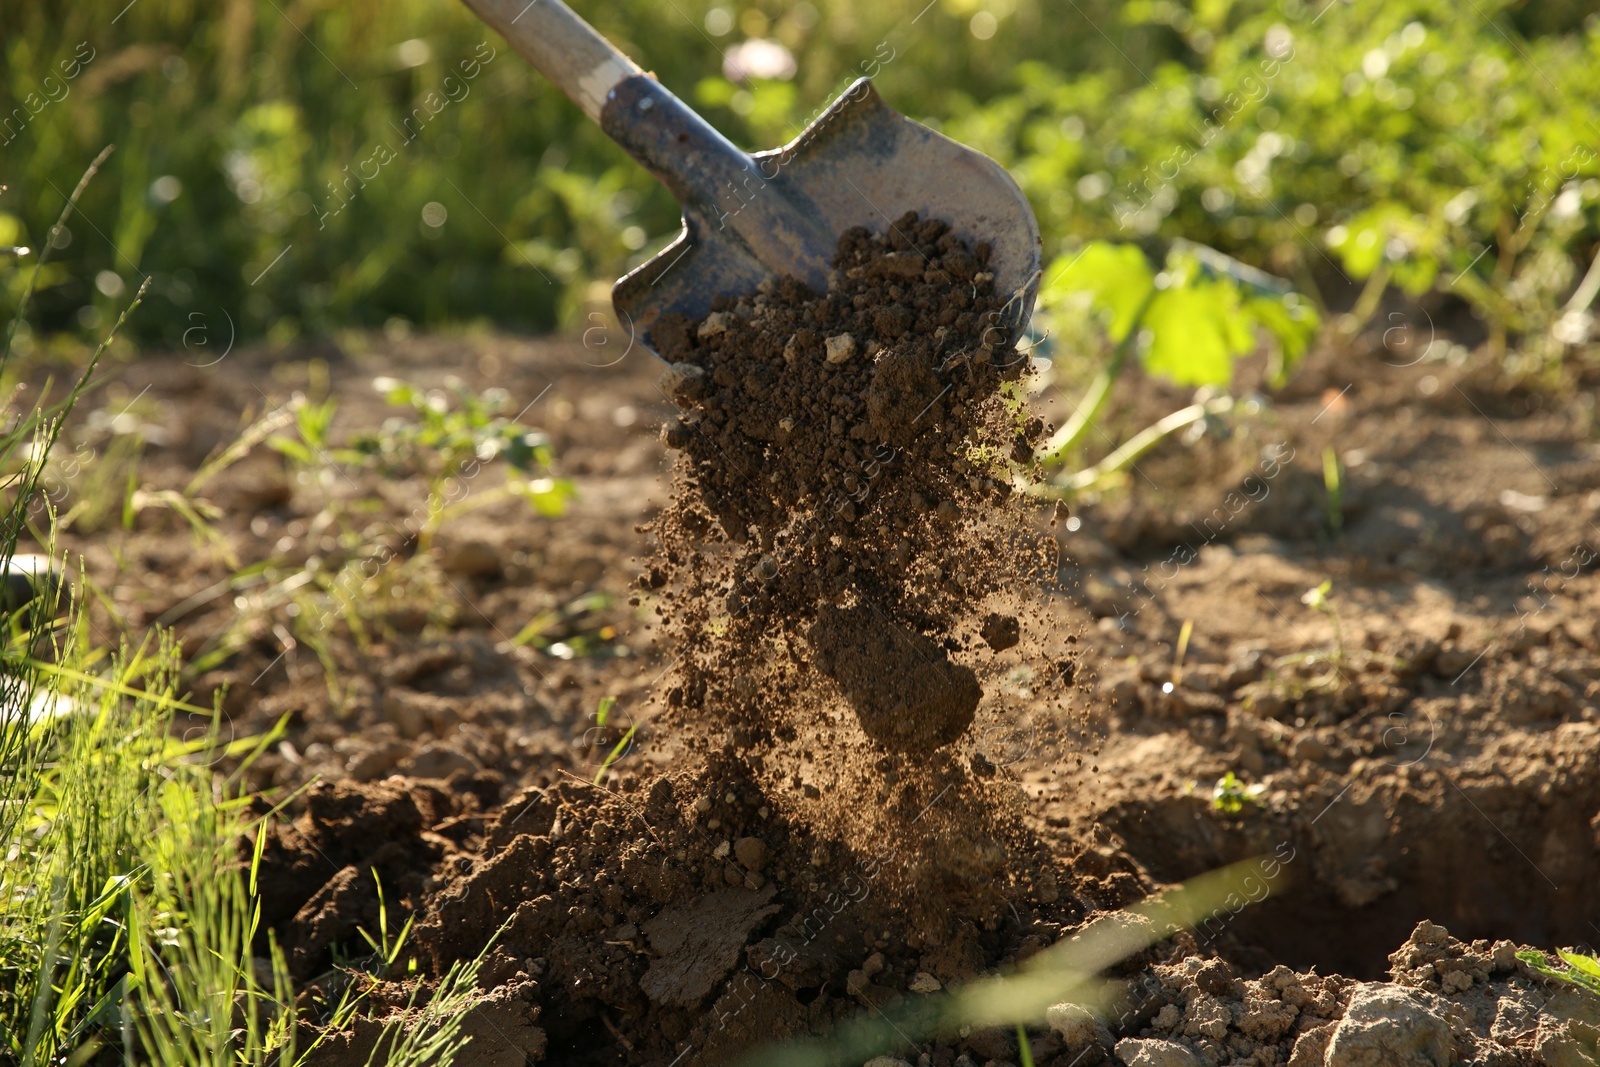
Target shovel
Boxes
[462,0,1042,356]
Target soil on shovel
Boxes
[644,212,1056,755]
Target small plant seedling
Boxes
[1033,239,1318,492]
[1518,948,1600,997]
[1211,771,1264,814]
[1017,1024,1036,1067]
[1322,447,1344,536]
[1171,618,1194,687]
[353,375,575,543]
[590,695,641,784]
[1302,580,1347,663]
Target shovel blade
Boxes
[613,78,1040,355]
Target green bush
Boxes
[946,0,1600,355]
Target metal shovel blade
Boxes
[610,77,1041,355]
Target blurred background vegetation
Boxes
[3,0,1598,359]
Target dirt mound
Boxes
[252,776,498,981]
[645,214,1052,752]
[1088,921,1600,1067]
[269,750,1151,1065]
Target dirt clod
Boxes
[639,885,781,1008]
[1325,984,1453,1067]
[980,611,1021,652]
[808,603,981,752]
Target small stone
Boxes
[694,795,713,814]
[825,333,858,364]
[862,951,885,977]
[698,311,733,338]
[399,742,481,780]
[658,361,707,403]
[661,419,693,450]
[1114,1037,1201,1067]
[909,971,942,994]
[734,837,767,871]
[713,840,731,859]
[1325,983,1452,1067]
[863,1058,913,1067]
[846,969,870,995]
[437,538,501,578]
[382,689,429,739]
[1290,734,1328,763]
[1047,1003,1111,1052]
[346,740,409,782]
[613,923,638,941]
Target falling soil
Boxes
[644,213,1053,754]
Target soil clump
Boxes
[645,213,1051,753]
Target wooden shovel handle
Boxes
[462,0,643,123]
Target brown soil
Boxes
[21,250,1600,1064]
[645,215,1055,755]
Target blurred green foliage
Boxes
[1040,239,1317,386]
[945,0,1600,359]
[2,0,1597,355]
[0,0,1180,348]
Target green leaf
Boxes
[1140,283,1251,387]
[267,435,312,464]
[516,477,576,518]
[1559,950,1600,980]
[1245,294,1319,381]
[1327,204,1445,293]
[1041,242,1155,343]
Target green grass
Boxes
[0,153,507,1067]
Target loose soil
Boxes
[646,214,1056,755]
[20,229,1600,1065]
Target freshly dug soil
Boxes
[1075,920,1600,1067]
[644,213,1054,753]
[23,248,1600,1066]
